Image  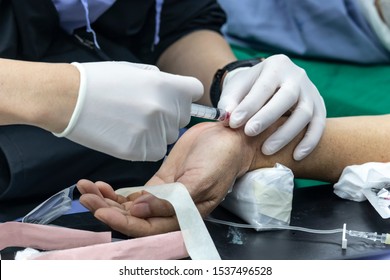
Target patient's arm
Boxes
[77,115,390,237]
[78,121,254,236]
[253,115,390,182]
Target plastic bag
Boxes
[221,163,294,230]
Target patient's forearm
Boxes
[250,115,390,182]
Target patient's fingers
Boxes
[79,193,111,213]
[94,208,179,237]
[77,179,179,237]
[77,179,127,204]
[130,192,175,218]
[77,179,103,197]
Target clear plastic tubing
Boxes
[205,216,390,245]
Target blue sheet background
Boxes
[218,0,390,64]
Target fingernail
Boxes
[262,140,283,155]
[230,111,246,128]
[294,147,311,161]
[244,122,262,136]
[132,202,152,217]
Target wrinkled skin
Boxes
[77,122,259,237]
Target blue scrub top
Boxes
[218,0,390,64]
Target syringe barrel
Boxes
[190,104,227,121]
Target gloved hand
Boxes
[218,54,326,161]
[54,61,203,161]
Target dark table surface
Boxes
[1,184,390,260]
[208,184,390,260]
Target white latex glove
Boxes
[218,54,326,161]
[54,61,203,161]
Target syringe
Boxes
[347,230,390,245]
[191,103,229,122]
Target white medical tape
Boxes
[116,183,221,260]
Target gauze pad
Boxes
[221,163,294,230]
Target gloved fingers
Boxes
[149,112,177,146]
[137,138,168,161]
[293,107,326,161]
[162,73,204,128]
[165,73,204,103]
[290,90,326,160]
[217,68,256,113]
[165,126,180,145]
[116,61,160,71]
[227,65,287,129]
[178,112,191,130]
[172,100,192,130]
[130,146,166,162]
[63,61,203,162]
[243,84,300,136]
[261,101,314,156]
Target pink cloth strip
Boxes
[30,231,189,260]
[0,222,111,251]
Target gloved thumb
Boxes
[217,67,253,112]
[117,61,160,71]
[163,72,204,102]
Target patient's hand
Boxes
[77,121,258,237]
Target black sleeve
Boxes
[0,125,162,202]
[153,0,227,62]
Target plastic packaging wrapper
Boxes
[334,162,390,201]
[334,162,390,219]
[21,185,75,224]
[221,163,294,230]
[6,183,219,260]
[362,187,390,219]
